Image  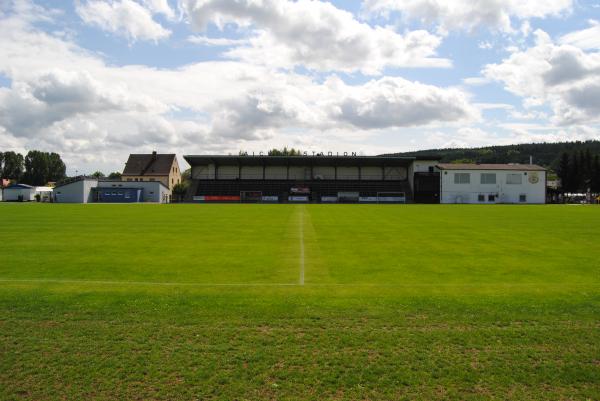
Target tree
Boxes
[181,168,191,185]
[20,150,66,185]
[568,152,580,193]
[91,171,105,179]
[557,152,570,193]
[108,172,122,179]
[268,147,302,156]
[23,150,50,186]
[0,152,4,176]
[47,152,66,182]
[592,155,600,194]
[172,182,188,202]
[2,151,24,181]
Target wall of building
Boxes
[313,166,335,180]
[360,166,382,180]
[216,165,239,179]
[3,187,35,201]
[54,179,98,203]
[265,166,288,179]
[440,169,546,204]
[241,166,262,179]
[190,163,409,182]
[192,165,211,179]
[123,175,169,189]
[98,180,171,203]
[384,166,407,181]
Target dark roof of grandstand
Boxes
[184,155,439,167]
[436,163,546,171]
[122,152,176,176]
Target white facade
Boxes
[2,185,35,201]
[54,179,98,203]
[53,178,171,203]
[439,167,546,204]
[97,180,171,203]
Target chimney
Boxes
[152,150,157,161]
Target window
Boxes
[117,192,123,196]
[127,178,132,182]
[150,178,155,181]
[519,194,527,202]
[488,194,496,202]
[454,173,470,184]
[111,192,116,196]
[506,173,522,184]
[478,194,485,202]
[480,173,496,184]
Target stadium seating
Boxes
[193,179,413,202]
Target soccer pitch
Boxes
[1,204,599,400]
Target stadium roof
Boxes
[436,163,546,171]
[184,155,437,167]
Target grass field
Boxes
[0,203,599,400]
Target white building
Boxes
[437,164,546,204]
[53,178,99,203]
[2,184,53,202]
[53,178,171,203]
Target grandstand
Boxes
[184,154,441,203]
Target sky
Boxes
[1,0,600,174]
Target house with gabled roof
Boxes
[122,151,181,191]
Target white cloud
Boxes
[76,0,171,42]
[187,35,248,47]
[179,0,450,74]
[0,70,163,137]
[560,20,600,50]
[141,0,175,19]
[484,29,600,125]
[362,0,572,33]
[0,2,478,173]
[324,76,477,128]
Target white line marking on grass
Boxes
[299,205,305,286]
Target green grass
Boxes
[0,204,599,400]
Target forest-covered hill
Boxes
[385,140,600,172]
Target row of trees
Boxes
[0,151,66,186]
[557,150,600,193]
[90,171,122,179]
[238,147,304,156]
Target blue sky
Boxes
[1,0,600,174]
